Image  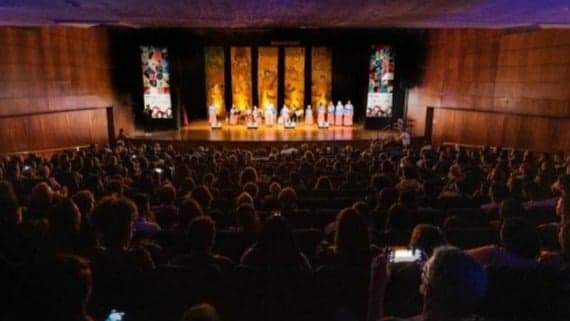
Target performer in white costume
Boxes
[343,100,354,126]
[252,106,261,124]
[229,105,238,125]
[281,104,290,125]
[317,103,326,125]
[208,104,217,125]
[327,101,335,125]
[335,101,344,126]
[265,103,275,126]
[305,105,313,126]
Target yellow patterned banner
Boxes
[231,47,252,111]
[257,47,278,111]
[311,47,332,108]
[284,47,305,113]
[204,47,225,116]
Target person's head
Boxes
[410,224,447,257]
[256,215,299,262]
[377,187,399,210]
[352,201,370,218]
[335,208,370,267]
[242,182,259,199]
[235,192,254,208]
[71,190,95,217]
[179,197,204,229]
[133,193,151,218]
[269,182,282,198]
[160,184,177,205]
[314,175,334,191]
[500,218,540,260]
[91,196,137,247]
[402,165,419,180]
[236,204,260,233]
[0,180,17,205]
[47,198,81,238]
[191,186,214,211]
[30,181,54,208]
[239,166,258,187]
[105,179,124,196]
[278,187,298,210]
[186,216,216,253]
[370,174,391,192]
[385,203,412,230]
[180,303,220,321]
[421,246,487,319]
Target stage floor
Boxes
[130,120,399,142]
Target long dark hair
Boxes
[335,208,371,267]
[254,215,301,266]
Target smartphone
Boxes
[105,309,125,321]
[388,247,425,263]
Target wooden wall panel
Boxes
[409,28,570,151]
[0,26,132,154]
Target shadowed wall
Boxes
[0,27,133,154]
[407,29,570,151]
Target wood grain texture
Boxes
[409,29,570,151]
[0,27,133,154]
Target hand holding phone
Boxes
[387,247,425,263]
[105,309,125,321]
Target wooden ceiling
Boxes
[0,0,569,29]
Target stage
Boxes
[129,120,399,144]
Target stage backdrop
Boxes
[140,46,172,119]
[257,47,278,111]
[311,47,332,108]
[231,47,252,112]
[366,45,395,118]
[284,47,305,113]
[204,47,226,116]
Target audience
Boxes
[0,141,568,321]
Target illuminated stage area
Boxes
[130,120,399,143]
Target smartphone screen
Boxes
[389,247,424,263]
[105,309,125,321]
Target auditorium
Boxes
[1,1,570,321]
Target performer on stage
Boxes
[327,101,335,125]
[252,106,261,124]
[281,104,290,125]
[317,103,326,125]
[335,101,344,126]
[305,105,313,126]
[343,100,354,126]
[230,105,238,125]
[265,103,275,126]
[208,104,217,125]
